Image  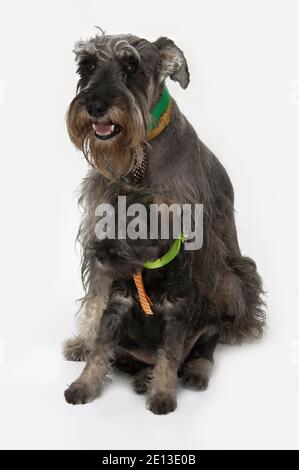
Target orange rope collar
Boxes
[133,235,185,315]
[133,272,153,315]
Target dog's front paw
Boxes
[63,337,89,362]
[147,392,177,415]
[64,381,95,405]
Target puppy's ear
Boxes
[153,37,190,89]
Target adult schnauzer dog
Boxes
[63,32,265,413]
[65,185,220,414]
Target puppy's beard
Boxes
[96,260,104,270]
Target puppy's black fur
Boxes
[67,185,219,413]
[94,185,219,362]
[64,183,264,413]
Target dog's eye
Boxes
[122,56,139,75]
[77,60,96,76]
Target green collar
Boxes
[149,86,171,131]
[144,234,185,270]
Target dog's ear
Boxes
[153,37,190,89]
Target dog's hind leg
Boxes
[63,293,107,361]
[62,335,89,362]
[182,327,219,390]
[219,257,266,344]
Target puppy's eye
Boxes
[110,248,127,260]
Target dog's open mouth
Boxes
[92,122,122,140]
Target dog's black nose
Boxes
[86,101,106,119]
[95,249,107,262]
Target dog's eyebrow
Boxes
[74,49,96,63]
[77,53,97,63]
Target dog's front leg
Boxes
[147,321,186,415]
[64,295,131,405]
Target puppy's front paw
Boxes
[147,392,177,415]
[64,381,94,405]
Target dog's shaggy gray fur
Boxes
[63,32,265,413]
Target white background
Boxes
[0,0,298,450]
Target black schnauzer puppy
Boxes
[64,185,220,414]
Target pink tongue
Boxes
[92,123,114,135]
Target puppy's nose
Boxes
[86,101,106,119]
[95,249,107,262]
